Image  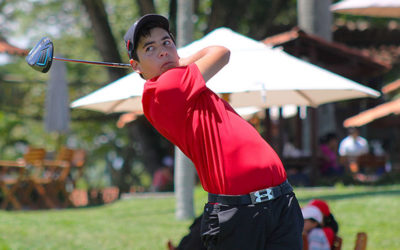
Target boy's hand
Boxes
[177,46,230,82]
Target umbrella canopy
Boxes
[71,27,380,113]
[71,72,144,113]
[331,0,400,18]
[343,98,400,127]
[45,58,70,133]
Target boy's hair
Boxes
[124,14,175,62]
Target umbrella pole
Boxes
[55,132,66,151]
[295,107,302,150]
[264,109,272,142]
[278,108,284,157]
[310,108,319,185]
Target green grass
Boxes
[0,184,399,249]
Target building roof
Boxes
[0,37,28,56]
[333,21,400,66]
[333,20,400,47]
[343,98,400,127]
[382,79,400,94]
[262,27,390,79]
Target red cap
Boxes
[308,199,331,217]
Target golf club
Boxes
[26,37,131,73]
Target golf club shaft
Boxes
[54,56,131,68]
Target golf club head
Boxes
[26,37,54,73]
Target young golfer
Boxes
[124,14,303,249]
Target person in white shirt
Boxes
[338,127,369,158]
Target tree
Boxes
[81,0,127,82]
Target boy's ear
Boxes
[130,59,142,74]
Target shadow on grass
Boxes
[297,188,400,203]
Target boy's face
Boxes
[130,27,179,80]
[303,219,318,233]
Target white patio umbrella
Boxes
[331,0,400,18]
[71,27,380,113]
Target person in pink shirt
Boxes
[319,133,344,176]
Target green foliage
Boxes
[0,0,139,190]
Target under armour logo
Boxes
[254,189,274,203]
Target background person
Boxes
[124,14,303,249]
[338,127,369,173]
[338,127,369,159]
[150,156,174,192]
[308,199,339,248]
[302,205,331,250]
[319,133,344,177]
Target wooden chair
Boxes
[0,160,26,210]
[38,146,75,208]
[0,147,46,210]
[354,232,367,250]
[20,147,62,209]
[47,147,88,208]
[332,235,342,250]
[55,146,75,162]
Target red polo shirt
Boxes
[142,63,286,195]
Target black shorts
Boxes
[200,192,304,250]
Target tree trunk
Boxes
[136,0,156,15]
[168,0,177,36]
[206,0,249,33]
[175,0,195,220]
[81,0,126,82]
[297,0,332,41]
[297,0,334,183]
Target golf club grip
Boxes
[53,57,131,68]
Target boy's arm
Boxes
[179,46,230,82]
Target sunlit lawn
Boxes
[0,184,399,250]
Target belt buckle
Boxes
[250,188,275,204]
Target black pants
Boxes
[200,192,303,250]
[177,215,207,250]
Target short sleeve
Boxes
[154,63,207,108]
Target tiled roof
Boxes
[382,79,400,94]
[333,21,400,65]
[0,37,28,56]
[264,27,388,66]
[262,27,390,79]
[343,98,400,127]
[358,45,400,66]
[333,20,400,47]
